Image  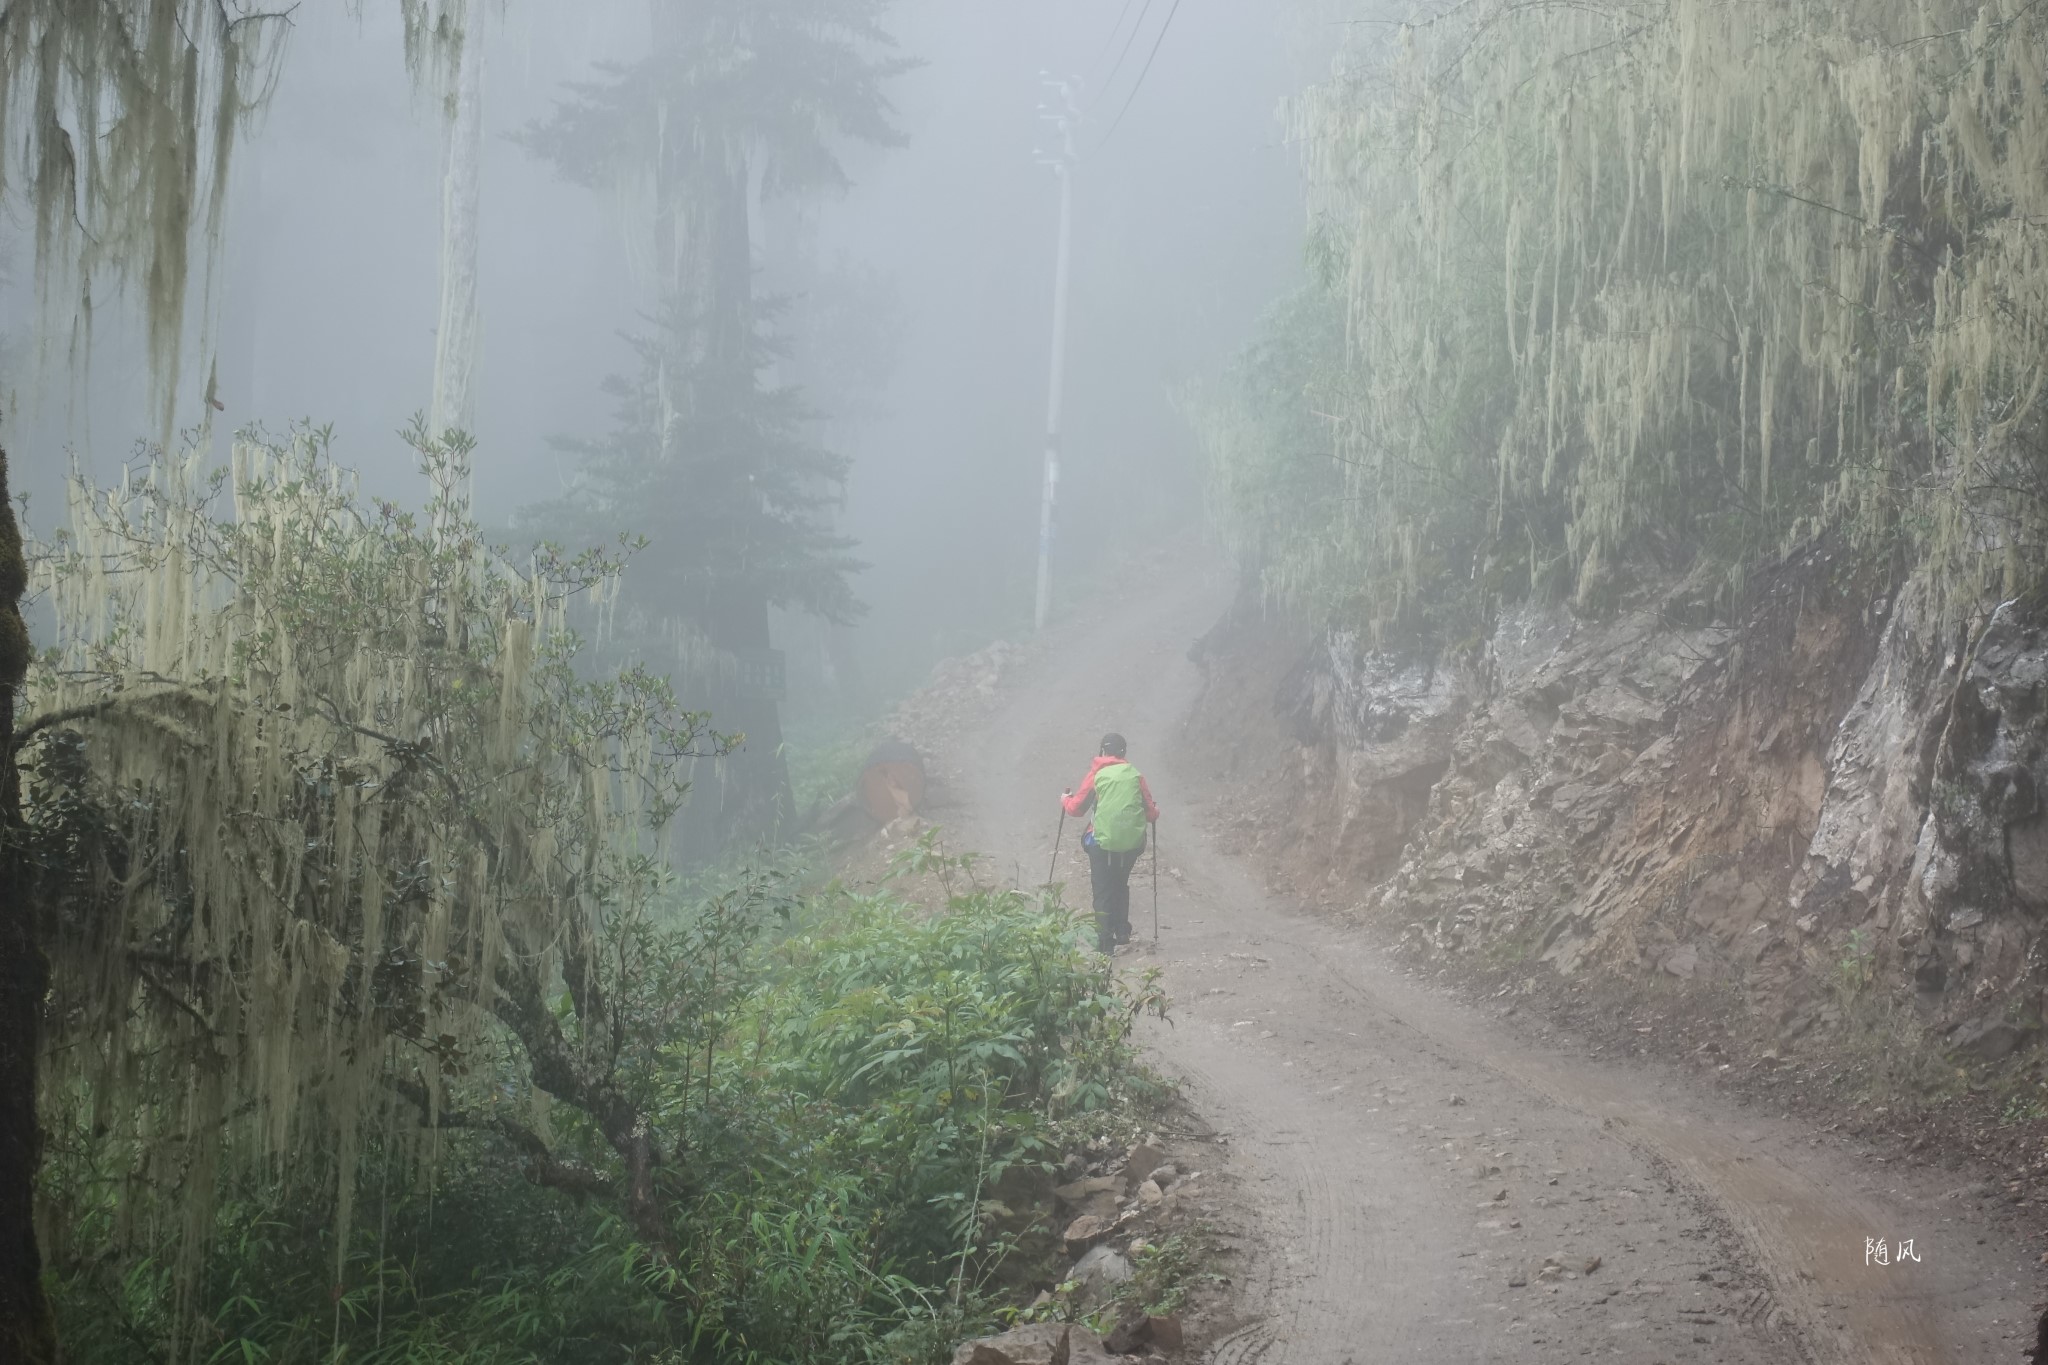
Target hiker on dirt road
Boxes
[1062,732,1160,954]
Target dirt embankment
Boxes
[1184,549,2048,1196]
[933,555,2040,1363]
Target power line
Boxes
[1092,0,1155,115]
[1097,0,1184,148]
[1085,0,1142,91]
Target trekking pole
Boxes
[1150,823,1160,944]
[1046,796,1068,887]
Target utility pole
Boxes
[1033,75,1079,632]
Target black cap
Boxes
[1099,732,1126,757]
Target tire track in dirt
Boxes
[1289,935,1988,1363]
[941,552,2036,1363]
[1161,1022,1469,1363]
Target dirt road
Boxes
[943,558,2040,1364]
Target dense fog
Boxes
[13,5,2045,1361]
[4,0,1306,708]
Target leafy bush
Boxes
[784,728,875,817]
[42,878,1164,1365]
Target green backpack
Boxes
[1091,763,1148,853]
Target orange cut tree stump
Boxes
[857,739,926,823]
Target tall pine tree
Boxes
[519,0,912,856]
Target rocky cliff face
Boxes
[1191,546,2048,1064]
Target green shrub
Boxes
[42,877,1165,1365]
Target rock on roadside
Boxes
[953,1322,1118,1365]
[1104,1310,1186,1356]
[1072,1244,1135,1296]
[1062,1213,1115,1256]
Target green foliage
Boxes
[1835,927,1876,1000]
[511,0,917,623]
[22,425,735,1350]
[1999,1086,2048,1126]
[785,728,873,817]
[25,434,1145,1365]
[1113,1234,1202,1321]
[515,0,915,202]
[521,300,867,631]
[884,825,988,898]
[511,0,916,855]
[1185,285,1353,619]
[40,870,1164,1365]
[1830,988,1969,1108]
[1211,0,2048,640]
[1008,1231,1206,1336]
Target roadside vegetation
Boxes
[41,871,1161,1365]
[18,436,1166,1365]
[1198,0,2048,641]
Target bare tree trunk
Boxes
[431,18,483,441]
[0,448,57,1364]
[698,155,793,847]
[430,7,484,537]
[647,5,794,855]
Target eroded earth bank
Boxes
[913,549,2048,1364]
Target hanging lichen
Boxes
[386,0,487,450]
[1219,0,2048,638]
[396,0,470,120]
[0,2,292,428]
[17,424,730,1357]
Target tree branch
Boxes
[487,953,669,1248]
[387,1077,616,1201]
[12,685,208,753]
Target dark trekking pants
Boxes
[1085,836,1146,953]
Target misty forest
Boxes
[6,1,2048,1362]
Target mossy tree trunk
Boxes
[0,448,56,1364]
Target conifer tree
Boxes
[518,0,912,854]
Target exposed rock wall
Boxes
[1190,546,2048,1059]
